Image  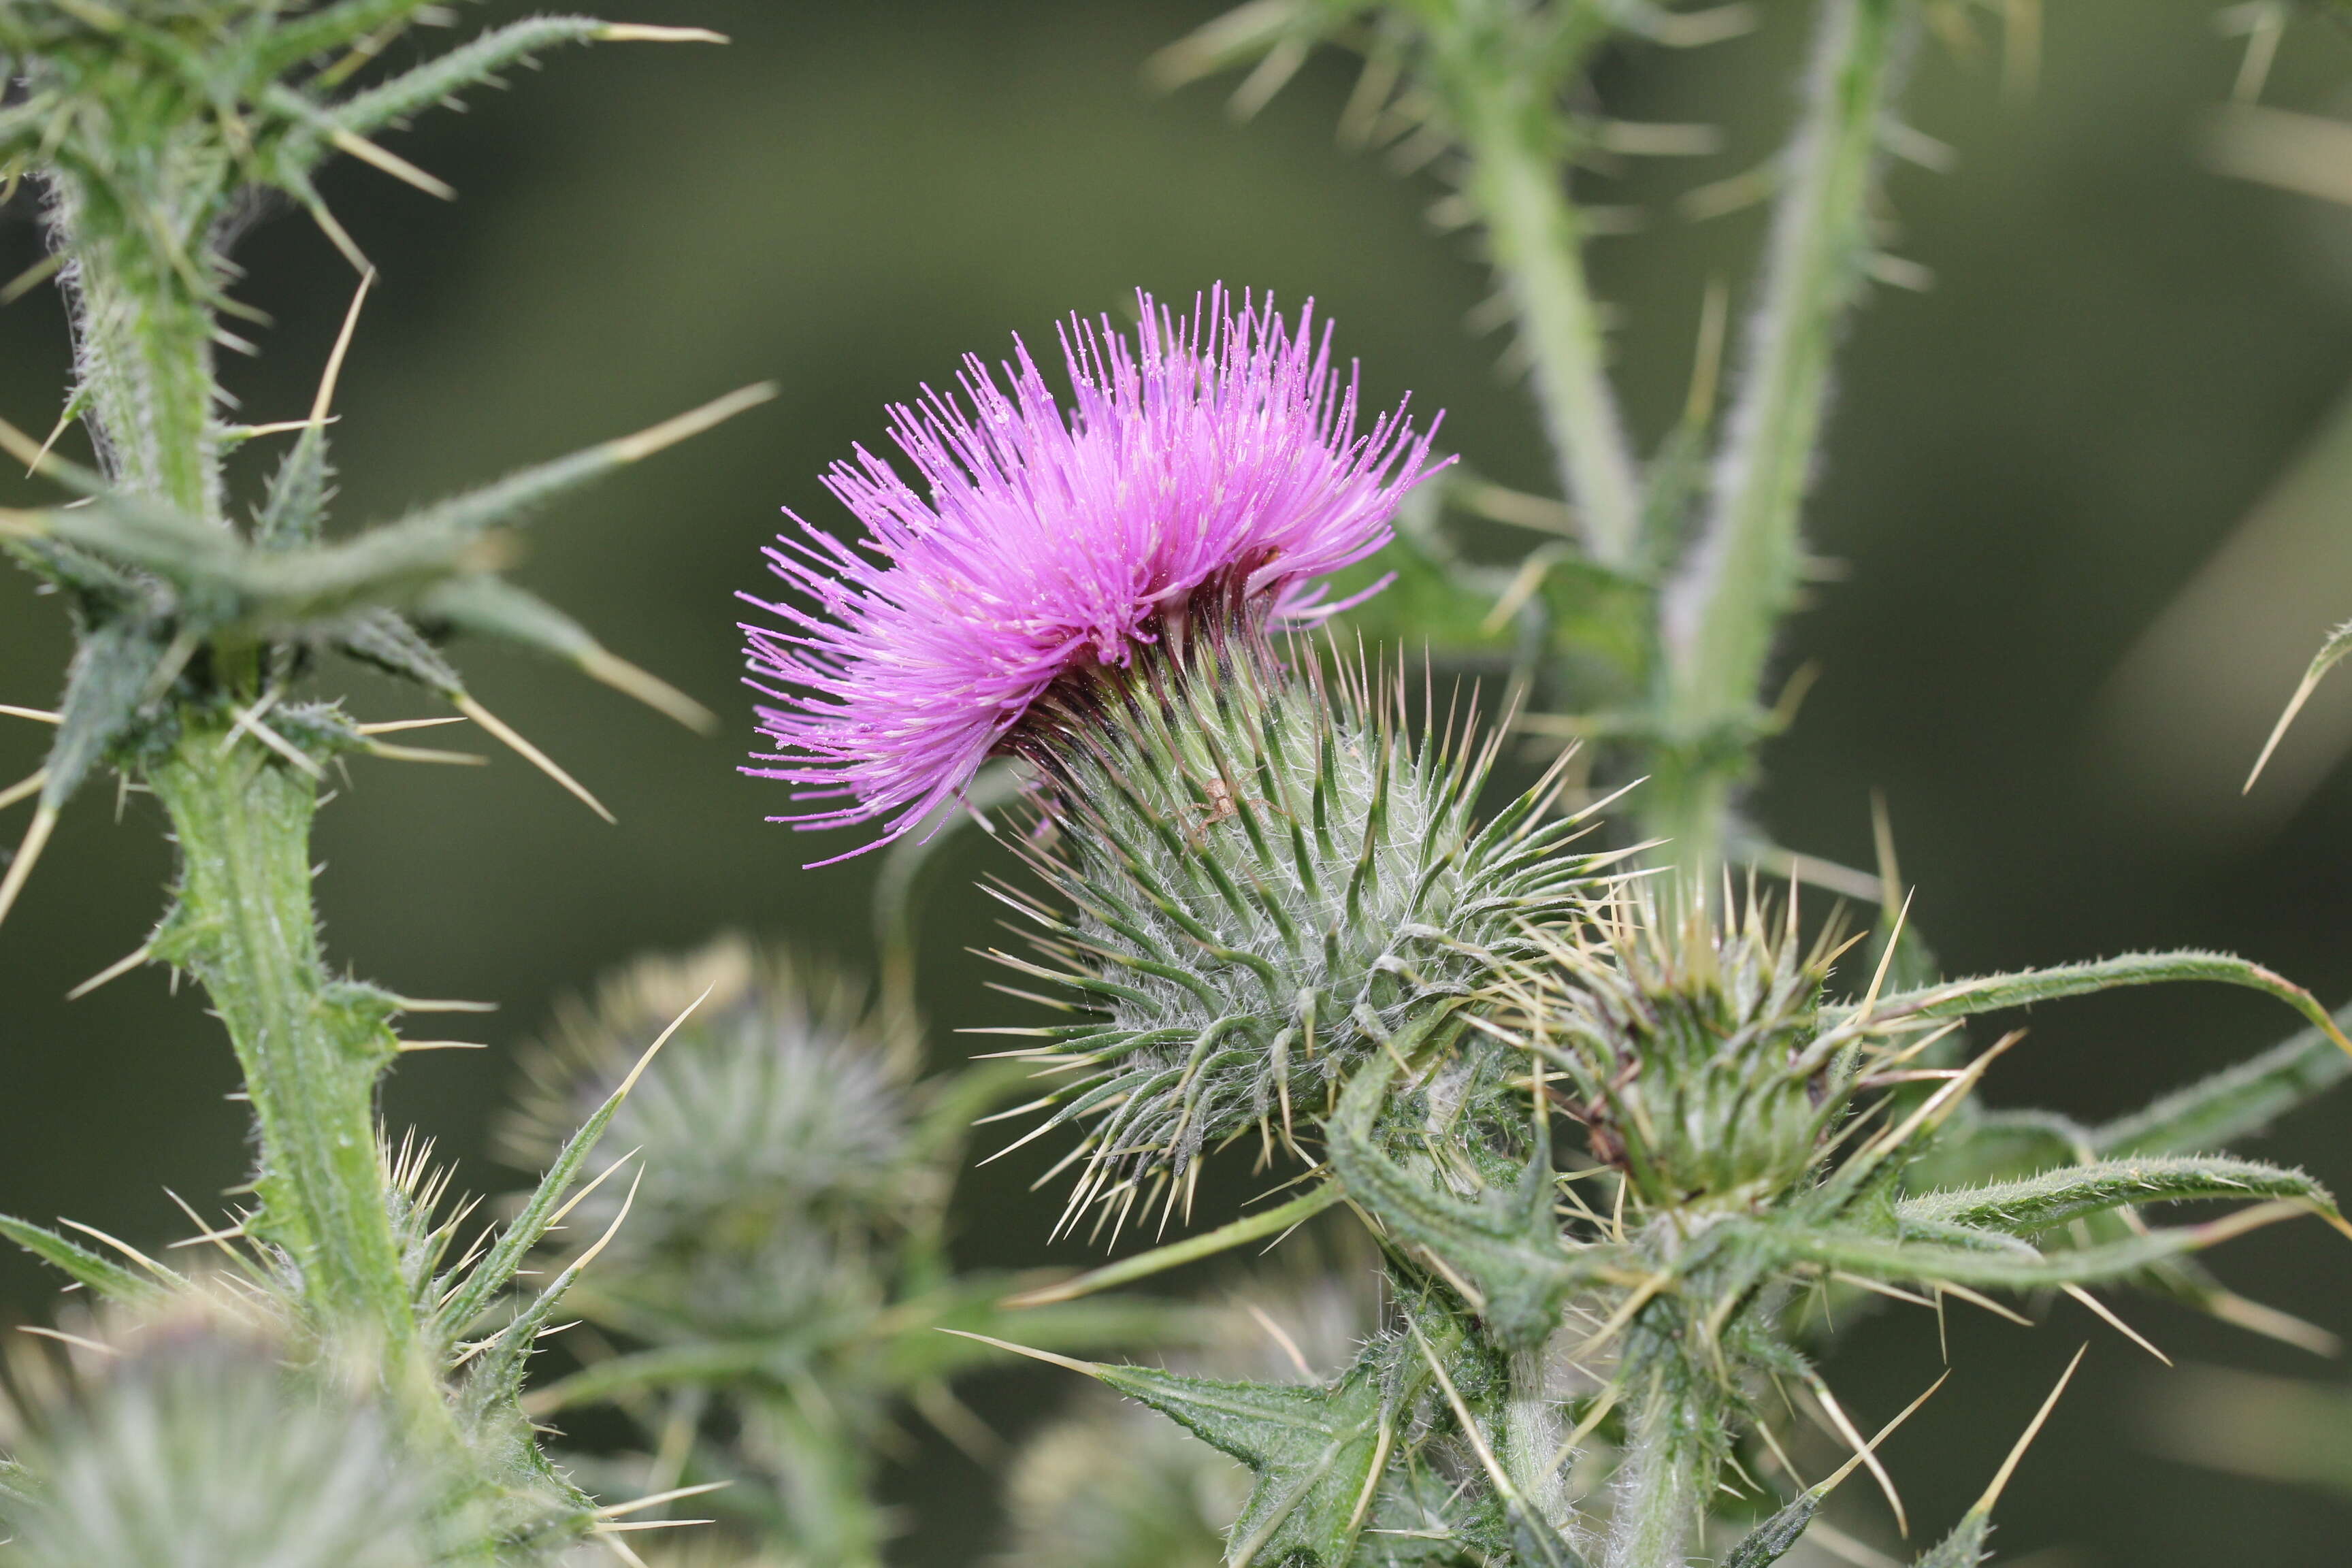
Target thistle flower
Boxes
[740,286,1442,854]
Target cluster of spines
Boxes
[976,624,1623,1239]
[1511,887,1865,1209]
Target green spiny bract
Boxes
[990,618,1618,1234]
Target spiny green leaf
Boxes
[1328,1045,1624,1350]
[2093,1013,2352,1157]
[327,17,619,138]
[1867,951,2351,1059]
[1911,1513,1991,1568]
[0,1215,173,1306]
[1096,1346,1407,1568]
[333,608,462,695]
[42,621,168,808]
[1722,1492,1820,1568]
[1898,1156,2334,1236]
[1002,1183,1345,1308]
[1776,1204,2305,1292]
[246,0,448,78]
[365,383,774,548]
[434,989,711,1341]
[416,575,715,732]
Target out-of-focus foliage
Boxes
[502,937,1189,1565]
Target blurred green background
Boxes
[7,1,2352,1562]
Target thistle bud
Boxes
[1520,891,1850,1213]
[0,1296,444,1568]
[738,287,1629,1223]
[499,936,919,1335]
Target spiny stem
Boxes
[1649,0,1910,868]
[1604,1377,1709,1568]
[45,177,229,522]
[147,725,411,1356]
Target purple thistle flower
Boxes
[739,287,1445,860]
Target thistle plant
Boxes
[6,2,2352,1567]
[743,285,2352,1568]
[0,4,810,1563]
[738,17,2352,1554]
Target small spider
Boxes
[1183,774,1277,847]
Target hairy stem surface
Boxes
[1505,1343,1571,1530]
[1437,17,1642,564]
[149,728,410,1351]
[1649,0,1908,867]
[46,177,229,522]
[1604,1378,1706,1568]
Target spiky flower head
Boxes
[995,637,1618,1233]
[1523,888,1857,1212]
[500,936,919,1336]
[740,285,1442,855]
[0,1294,446,1568]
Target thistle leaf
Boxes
[246,0,449,78]
[1867,951,2352,1058]
[333,608,463,695]
[434,987,710,1340]
[41,621,169,809]
[325,17,615,138]
[1911,1513,1992,1568]
[1722,1493,1820,1568]
[1002,1183,1345,1308]
[1776,1202,2307,1292]
[1897,1156,2335,1236]
[0,1215,172,1305]
[1327,1046,1622,1350]
[417,575,715,732]
[1094,1348,1407,1568]
[2093,1013,2352,1157]
[367,384,774,547]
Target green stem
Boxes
[47,175,230,522]
[1648,0,1909,869]
[148,724,412,1355]
[1604,1377,1706,1568]
[1505,1343,1569,1531]
[1436,14,1642,565]
[753,1391,887,1568]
